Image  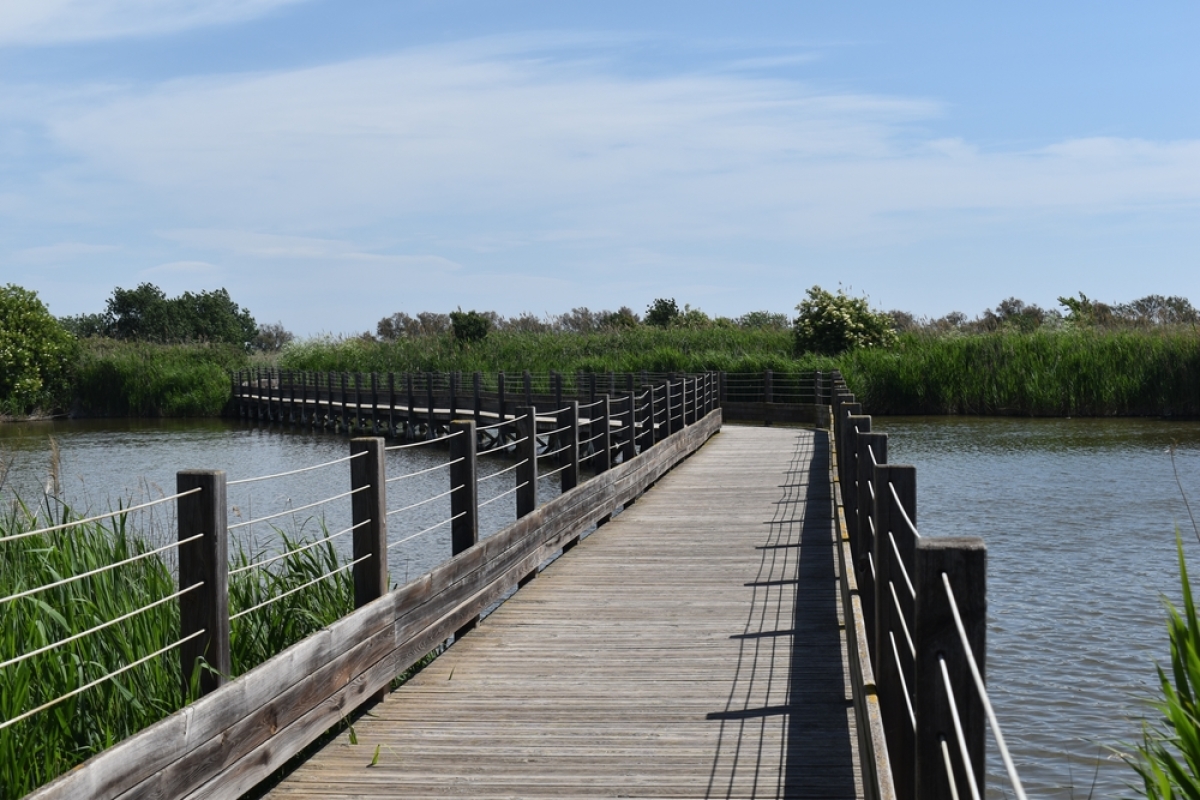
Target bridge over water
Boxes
[15,371,1019,800]
[263,425,857,799]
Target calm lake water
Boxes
[0,418,556,588]
[881,415,1200,799]
[4,415,1200,797]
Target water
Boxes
[0,418,556,590]
[5,416,1200,796]
[880,416,1200,799]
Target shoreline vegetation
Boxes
[3,282,1200,421]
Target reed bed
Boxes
[840,328,1200,416]
[0,500,353,800]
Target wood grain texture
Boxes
[265,425,860,800]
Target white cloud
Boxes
[139,259,221,277]
[26,40,1199,253]
[0,0,308,46]
[160,229,462,272]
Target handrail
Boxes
[829,369,1022,800]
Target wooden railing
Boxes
[230,368,831,432]
[830,372,1025,800]
[25,379,724,800]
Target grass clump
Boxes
[0,501,356,800]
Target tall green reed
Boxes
[0,500,355,800]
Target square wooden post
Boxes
[449,420,479,638]
[516,406,538,519]
[177,470,230,700]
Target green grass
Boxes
[0,500,354,800]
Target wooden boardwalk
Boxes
[263,425,859,800]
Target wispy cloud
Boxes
[0,0,308,46]
[22,38,1197,252]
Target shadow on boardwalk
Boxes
[705,429,858,799]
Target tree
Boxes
[792,286,896,355]
[645,298,679,328]
[0,285,78,414]
[449,308,491,344]
[737,310,789,330]
[103,283,256,347]
[252,322,295,352]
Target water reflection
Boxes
[881,415,1200,799]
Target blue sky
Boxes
[3,1,1198,336]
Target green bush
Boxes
[0,285,78,415]
[449,309,491,345]
[793,285,896,356]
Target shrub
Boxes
[645,298,679,328]
[0,285,78,415]
[449,309,491,345]
[793,285,896,356]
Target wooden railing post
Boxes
[350,437,387,609]
[406,373,416,440]
[498,371,507,433]
[353,372,363,434]
[177,470,230,700]
[339,373,349,432]
[523,370,533,407]
[764,369,773,404]
[873,463,917,800]
[667,380,681,435]
[387,373,397,437]
[914,537,986,800]
[647,384,660,445]
[622,391,637,462]
[857,430,887,665]
[449,419,479,638]
[449,371,459,421]
[472,371,483,427]
[425,372,436,440]
[516,406,537,519]
[558,400,579,493]
[593,395,611,474]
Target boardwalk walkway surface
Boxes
[264,425,859,800]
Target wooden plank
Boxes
[264,424,860,800]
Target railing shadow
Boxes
[705,428,857,799]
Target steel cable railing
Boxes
[386,486,458,517]
[228,486,367,531]
[0,489,199,544]
[479,482,528,509]
[229,519,369,576]
[939,657,983,800]
[943,573,1029,800]
[230,554,370,621]
[387,512,465,550]
[228,452,365,487]
[386,458,461,483]
[385,429,463,451]
[478,436,529,456]
[477,458,529,483]
[0,628,207,732]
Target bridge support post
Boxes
[177,469,230,700]
[449,371,459,422]
[873,463,917,800]
[497,372,507,441]
[450,419,478,638]
[425,373,436,440]
[914,537,986,800]
[387,373,397,438]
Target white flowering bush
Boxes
[0,285,77,414]
[793,285,896,356]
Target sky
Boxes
[2,1,1198,336]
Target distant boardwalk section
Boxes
[265,426,860,799]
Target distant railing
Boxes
[830,372,1026,800]
[230,368,831,432]
[18,376,724,800]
